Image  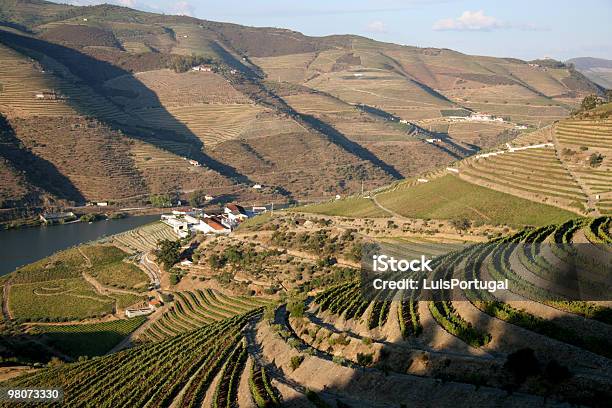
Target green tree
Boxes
[589,153,604,168]
[150,194,172,208]
[450,217,472,232]
[581,94,600,111]
[189,190,207,207]
[155,239,181,269]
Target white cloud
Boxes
[171,1,195,16]
[366,20,387,33]
[433,10,504,31]
[117,0,136,7]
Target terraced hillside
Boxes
[0,0,603,211]
[110,222,177,254]
[2,217,610,406]
[138,289,268,342]
[553,117,612,215]
[253,40,594,126]
[0,38,239,207]
[459,147,588,213]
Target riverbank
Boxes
[0,206,169,231]
[0,215,160,276]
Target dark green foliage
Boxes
[290,355,304,370]
[155,239,181,269]
[79,213,104,222]
[356,352,373,367]
[170,54,214,73]
[149,194,173,208]
[589,153,604,167]
[189,190,207,207]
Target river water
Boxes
[0,215,159,276]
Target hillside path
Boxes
[77,247,141,297]
[373,190,492,222]
[371,195,406,219]
[106,305,167,354]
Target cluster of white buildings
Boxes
[161,204,257,238]
[192,65,213,72]
[446,113,504,123]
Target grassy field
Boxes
[30,317,146,358]
[296,197,389,218]
[9,278,114,322]
[376,175,576,226]
[80,246,148,291]
[7,245,149,321]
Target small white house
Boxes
[188,159,201,167]
[252,184,262,190]
[193,217,231,235]
[97,202,108,207]
[192,65,212,72]
[161,214,190,237]
[252,206,267,214]
[172,208,197,216]
[417,178,429,183]
[224,204,250,224]
[125,304,155,318]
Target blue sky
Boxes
[57,0,612,60]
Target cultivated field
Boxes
[297,197,388,218]
[6,245,149,321]
[110,222,177,254]
[138,289,268,342]
[554,118,612,214]
[376,174,576,226]
[459,148,588,212]
[29,316,147,358]
[2,208,610,406]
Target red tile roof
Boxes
[204,218,227,231]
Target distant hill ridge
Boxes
[567,57,612,89]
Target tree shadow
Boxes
[0,113,84,205]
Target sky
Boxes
[54,0,612,61]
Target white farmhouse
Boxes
[125,304,155,318]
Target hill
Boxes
[301,103,611,226]
[1,215,611,406]
[568,57,612,89]
[0,0,603,212]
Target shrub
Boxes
[155,239,181,269]
[356,352,373,367]
[589,153,604,167]
[290,355,304,370]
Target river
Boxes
[0,215,160,276]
